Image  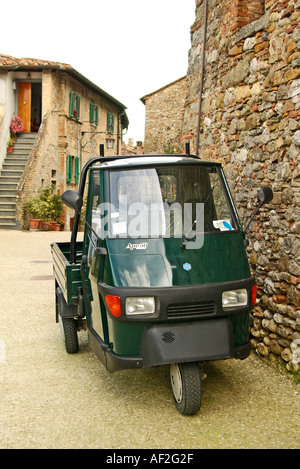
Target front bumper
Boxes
[91,277,255,373]
[89,318,251,373]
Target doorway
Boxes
[18,82,42,132]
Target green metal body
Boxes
[51,241,84,306]
[52,155,255,372]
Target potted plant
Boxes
[38,200,51,230]
[7,138,14,153]
[10,116,24,137]
[24,197,43,230]
[57,219,65,231]
[39,186,64,230]
[50,192,64,229]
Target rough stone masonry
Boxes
[180,0,300,379]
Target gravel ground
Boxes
[0,230,299,450]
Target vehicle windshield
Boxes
[91,165,238,239]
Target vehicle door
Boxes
[83,169,108,343]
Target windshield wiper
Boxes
[180,186,215,250]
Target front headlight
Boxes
[222,289,248,310]
[126,297,155,316]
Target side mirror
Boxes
[62,189,102,244]
[257,187,273,206]
[243,186,273,237]
[61,190,83,212]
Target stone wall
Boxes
[180,0,300,377]
[142,77,187,154]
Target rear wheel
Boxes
[170,362,202,415]
[58,315,79,354]
[56,288,79,354]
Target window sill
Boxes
[67,115,82,124]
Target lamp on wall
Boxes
[105,138,115,149]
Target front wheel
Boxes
[170,362,202,415]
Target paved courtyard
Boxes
[0,230,299,449]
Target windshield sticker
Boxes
[126,242,148,251]
[112,221,127,236]
[183,263,192,271]
[213,220,233,231]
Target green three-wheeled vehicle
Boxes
[51,152,273,415]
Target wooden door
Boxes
[18,83,31,132]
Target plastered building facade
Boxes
[0,55,128,229]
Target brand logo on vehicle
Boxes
[126,242,148,251]
[183,263,192,271]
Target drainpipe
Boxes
[117,111,125,155]
[195,0,208,157]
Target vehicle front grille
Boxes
[167,301,216,319]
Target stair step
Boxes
[0,208,16,217]
[0,175,20,183]
[16,134,37,143]
[1,170,23,177]
[12,150,32,156]
[14,142,34,147]
[5,155,28,161]
[0,186,17,192]
[0,197,17,204]
[0,225,17,230]
[0,133,36,230]
[0,188,16,195]
[3,163,26,171]
[0,182,18,190]
[0,201,16,209]
[0,215,17,223]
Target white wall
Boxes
[0,72,15,169]
[0,71,43,169]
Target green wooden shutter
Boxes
[95,106,99,125]
[66,155,72,182]
[69,92,75,117]
[76,95,81,120]
[107,112,114,133]
[75,157,79,183]
[90,103,94,123]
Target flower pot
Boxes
[29,219,40,230]
[41,221,50,231]
[55,224,61,231]
[7,146,14,153]
[50,221,57,231]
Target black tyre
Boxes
[56,288,79,354]
[170,362,202,415]
[58,315,79,354]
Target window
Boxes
[107,112,114,133]
[105,165,237,239]
[90,103,99,125]
[66,155,79,183]
[69,91,81,120]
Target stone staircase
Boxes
[0,133,37,229]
